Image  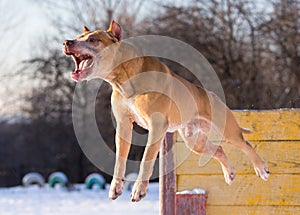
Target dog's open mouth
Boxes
[70,53,94,81]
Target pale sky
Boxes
[2,0,49,65]
[0,0,53,114]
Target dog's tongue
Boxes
[72,69,82,81]
[72,58,93,82]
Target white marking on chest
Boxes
[123,99,148,129]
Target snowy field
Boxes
[0,183,159,215]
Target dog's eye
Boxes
[88,38,97,43]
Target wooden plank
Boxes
[176,194,207,215]
[177,174,300,206]
[206,206,300,215]
[176,109,300,142]
[232,110,300,141]
[160,133,175,215]
[175,141,300,175]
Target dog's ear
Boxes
[107,20,122,41]
[83,26,90,34]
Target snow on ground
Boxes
[0,183,159,215]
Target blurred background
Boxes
[0,0,299,187]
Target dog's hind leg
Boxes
[227,135,270,180]
[222,110,270,181]
[179,128,236,185]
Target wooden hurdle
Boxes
[160,132,176,215]
[160,132,207,215]
[172,109,300,215]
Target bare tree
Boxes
[259,0,300,107]
[39,0,145,39]
[146,0,299,109]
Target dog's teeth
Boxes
[79,60,84,69]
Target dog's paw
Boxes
[130,180,149,202]
[222,165,236,185]
[254,163,270,181]
[109,178,124,200]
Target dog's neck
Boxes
[98,42,144,98]
[105,58,145,98]
[105,67,135,98]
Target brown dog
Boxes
[63,20,269,202]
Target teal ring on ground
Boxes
[85,173,106,190]
[48,172,68,188]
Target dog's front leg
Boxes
[109,118,132,200]
[131,113,168,202]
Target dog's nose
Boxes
[63,40,74,46]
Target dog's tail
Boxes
[240,128,252,134]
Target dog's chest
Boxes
[123,99,148,129]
